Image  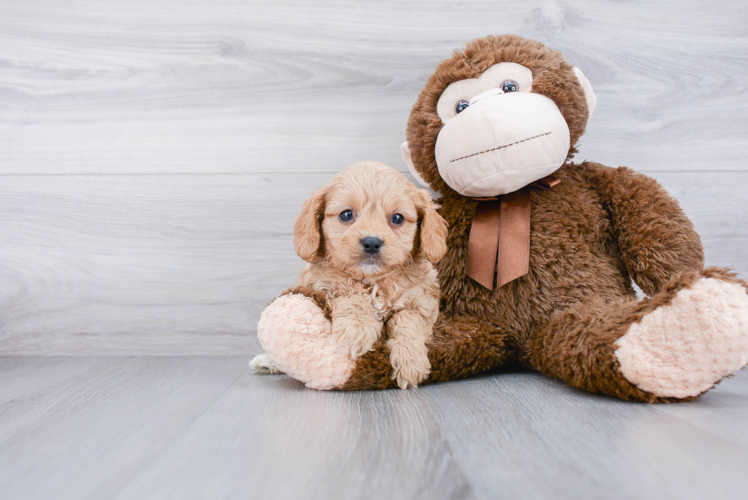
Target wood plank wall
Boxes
[1,0,746,355]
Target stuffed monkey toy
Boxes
[253,34,748,402]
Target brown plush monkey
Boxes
[252,35,748,402]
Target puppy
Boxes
[265,161,447,389]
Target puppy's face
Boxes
[294,162,447,277]
[322,168,418,276]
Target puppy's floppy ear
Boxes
[416,190,448,264]
[294,187,327,262]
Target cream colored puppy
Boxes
[288,161,448,389]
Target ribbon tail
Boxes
[496,188,531,288]
[466,200,501,289]
[530,174,561,189]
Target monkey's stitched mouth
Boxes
[449,131,552,164]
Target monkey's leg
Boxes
[255,287,357,390]
[525,267,748,402]
[341,316,515,390]
[256,285,515,390]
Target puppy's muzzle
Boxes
[361,236,383,254]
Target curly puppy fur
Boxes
[293,161,447,389]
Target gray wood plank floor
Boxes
[1,357,746,500]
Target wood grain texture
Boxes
[114,366,475,500]
[1,357,746,500]
[419,370,748,500]
[655,371,748,451]
[0,356,108,404]
[0,0,746,354]
[2,4,747,496]
[0,0,746,174]
[0,357,247,500]
[0,171,745,355]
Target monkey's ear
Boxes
[417,190,448,264]
[294,188,326,262]
[401,141,430,188]
[572,67,597,121]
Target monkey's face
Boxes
[402,35,597,198]
[434,63,572,197]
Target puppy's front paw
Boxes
[332,319,382,359]
[249,354,282,374]
[388,339,431,389]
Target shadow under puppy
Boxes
[252,161,447,389]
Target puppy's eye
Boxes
[502,80,519,93]
[391,213,404,225]
[339,210,353,222]
[455,100,470,114]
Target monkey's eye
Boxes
[455,100,470,114]
[339,210,353,222]
[502,80,519,93]
[391,213,404,225]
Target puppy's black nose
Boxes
[361,236,383,254]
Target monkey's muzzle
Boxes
[434,91,571,197]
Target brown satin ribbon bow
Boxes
[466,175,561,289]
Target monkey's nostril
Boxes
[361,237,383,254]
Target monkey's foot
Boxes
[256,293,355,390]
[615,276,748,398]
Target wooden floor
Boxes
[0,357,746,500]
[2,2,747,498]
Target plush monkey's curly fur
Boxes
[338,36,726,401]
[407,34,591,198]
[258,35,748,402]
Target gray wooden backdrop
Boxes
[1,0,746,355]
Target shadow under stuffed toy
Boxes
[253,34,748,402]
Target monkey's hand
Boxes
[584,162,704,295]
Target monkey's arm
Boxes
[257,286,512,390]
[583,162,704,295]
